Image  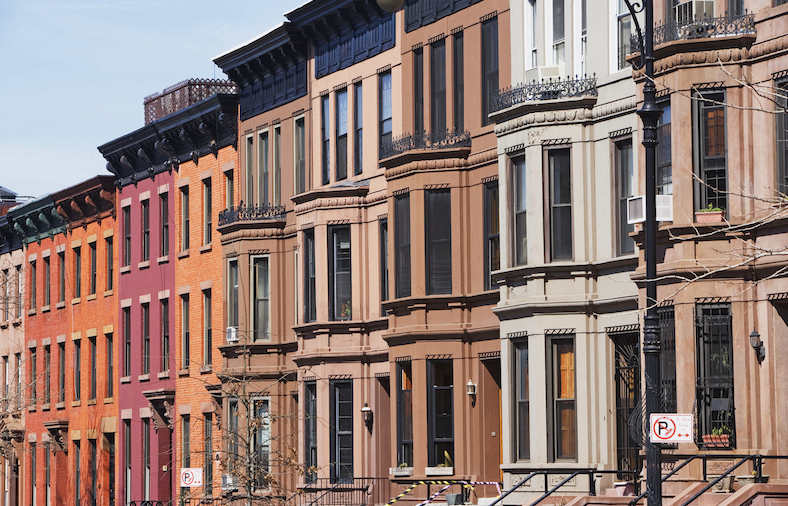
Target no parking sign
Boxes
[649,414,693,443]
[180,468,204,488]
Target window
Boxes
[15,265,21,318]
[616,138,635,255]
[581,0,587,75]
[253,398,271,488]
[58,343,65,403]
[106,334,113,398]
[74,340,81,401]
[226,171,235,208]
[379,71,392,156]
[274,126,281,207]
[336,89,348,181]
[161,299,170,373]
[252,256,270,341]
[304,381,318,483]
[414,47,424,134]
[431,39,446,134]
[484,181,500,290]
[453,32,464,132]
[181,415,190,467]
[74,247,81,298]
[617,0,632,70]
[695,302,735,447]
[694,91,727,212]
[58,252,65,302]
[552,0,565,65]
[427,359,453,467]
[203,179,212,245]
[425,189,452,295]
[354,84,363,175]
[31,348,37,403]
[203,290,212,365]
[45,441,51,506]
[122,307,131,377]
[30,260,36,309]
[394,193,411,298]
[181,295,190,369]
[246,134,254,204]
[2,269,8,320]
[329,226,352,320]
[107,433,116,506]
[322,95,331,185]
[159,193,169,258]
[44,346,51,404]
[124,420,131,505]
[549,338,576,461]
[89,337,96,400]
[330,380,353,482]
[658,305,676,412]
[612,332,640,476]
[15,352,20,408]
[516,340,530,460]
[180,187,190,251]
[380,219,389,307]
[142,303,150,375]
[657,102,673,195]
[31,442,37,505]
[527,0,537,68]
[90,439,97,506]
[397,361,413,466]
[547,149,572,260]
[728,0,744,15]
[141,199,150,261]
[204,414,213,495]
[304,230,316,323]
[106,237,114,291]
[228,399,239,471]
[513,156,527,265]
[123,206,131,267]
[259,131,270,206]
[89,242,97,295]
[74,440,81,506]
[481,18,499,127]
[143,418,151,499]
[296,117,307,193]
[228,259,239,329]
[776,82,788,194]
[44,256,50,305]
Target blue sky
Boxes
[0,0,305,199]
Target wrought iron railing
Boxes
[629,12,755,53]
[488,469,638,506]
[143,79,238,125]
[218,203,287,226]
[379,130,471,159]
[491,76,597,113]
[298,477,394,506]
[125,501,170,506]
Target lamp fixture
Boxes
[465,379,477,397]
[749,329,765,364]
[375,0,405,12]
[361,402,373,431]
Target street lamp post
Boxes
[624,0,663,503]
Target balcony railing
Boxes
[491,75,597,113]
[379,130,471,159]
[143,78,237,125]
[629,12,755,54]
[218,203,287,227]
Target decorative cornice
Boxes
[495,96,637,136]
[293,189,387,215]
[219,223,298,245]
[51,175,116,229]
[384,148,498,180]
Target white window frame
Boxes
[250,255,271,342]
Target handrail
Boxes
[529,471,587,506]
[487,471,540,506]
[681,456,751,506]
[489,469,637,506]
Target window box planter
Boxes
[613,481,636,496]
[390,467,414,477]
[702,434,730,448]
[737,475,769,485]
[695,210,724,223]
[707,474,734,493]
[425,466,453,476]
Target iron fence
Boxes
[126,501,170,506]
[491,76,597,113]
[629,12,755,53]
[297,478,394,506]
[218,203,287,227]
[144,79,238,125]
[379,130,471,159]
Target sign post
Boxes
[650,414,693,444]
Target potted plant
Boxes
[702,426,732,448]
[695,203,725,223]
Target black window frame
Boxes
[427,359,454,467]
[515,339,530,460]
[336,88,349,181]
[657,99,673,195]
[547,336,577,462]
[484,180,500,291]
[89,242,97,295]
[89,336,96,400]
[122,307,131,378]
[414,47,424,134]
[106,333,113,399]
[296,116,307,193]
[58,251,66,302]
[453,32,464,132]
[74,339,81,402]
[304,229,316,323]
[160,192,169,257]
[122,206,131,267]
[693,90,728,213]
[161,298,170,373]
[203,178,212,245]
[776,80,788,195]
[354,83,363,176]
[397,361,414,467]
[394,193,411,298]
[379,71,392,158]
[141,199,150,262]
[73,247,81,298]
[142,302,150,375]
[513,155,527,266]
[304,381,318,483]
[481,17,499,127]
[181,294,190,369]
[380,218,389,310]
[431,38,447,134]
[106,237,114,292]
[425,189,452,295]
[615,137,635,255]
[658,305,677,412]
[329,226,352,321]
[322,94,331,185]
[44,256,50,306]
[330,380,353,483]
[545,148,573,261]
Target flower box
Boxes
[702,434,731,448]
[425,466,454,476]
[390,467,414,477]
[695,210,724,223]
[708,474,734,493]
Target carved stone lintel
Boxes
[42,420,69,454]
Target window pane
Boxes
[395,194,411,298]
[330,228,352,320]
[431,40,446,134]
[550,150,572,260]
[514,156,527,265]
[426,190,452,294]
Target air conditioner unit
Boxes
[675,0,714,26]
[525,65,563,83]
[628,195,673,224]
[226,326,238,343]
[221,474,238,491]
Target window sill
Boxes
[71,400,81,407]
[177,368,189,377]
[27,309,37,316]
[87,399,97,406]
[178,250,190,259]
[56,302,66,309]
[55,402,65,410]
[71,297,81,305]
[41,305,50,313]
[199,364,213,374]
[104,397,114,404]
[28,406,36,413]
[157,371,170,380]
[157,255,169,264]
[390,467,414,477]
[0,321,8,329]
[12,318,21,327]
[138,374,150,382]
[86,294,97,301]
[138,261,150,270]
[120,376,131,384]
[120,265,131,274]
[424,467,454,476]
[42,403,50,411]
[199,244,212,253]
[104,290,113,297]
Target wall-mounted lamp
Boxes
[361,402,373,431]
[750,329,765,364]
[465,379,477,397]
[375,0,405,11]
